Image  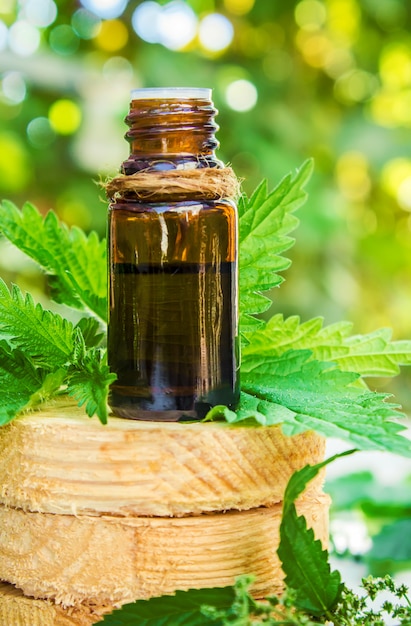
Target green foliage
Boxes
[278,453,351,615]
[0,278,75,367]
[0,340,66,425]
[238,160,312,335]
[3,0,411,412]
[333,577,411,625]
[242,315,411,378]
[101,585,238,625]
[75,316,105,348]
[0,341,47,425]
[327,471,411,577]
[0,279,111,424]
[366,520,411,577]
[208,350,411,457]
[327,470,411,516]
[1,166,411,449]
[225,166,411,457]
[67,348,116,425]
[0,200,107,321]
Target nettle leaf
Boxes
[0,278,74,368]
[215,350,411,457]
[238,160,313,335]
[74,317,105,349]
[0,342,45,425]
[242,314,411,379]
[67,348,116,425]
[101,585,237,625]
[24,369,67,411]
[278,452,354,616]
[0,280,111,424]
[0,200,107,321]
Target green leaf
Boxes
[23,369,67,411]
[365,519,411,577]
[0,279,114,424]
[326,471,411,518]
[74,317,105,348]
[242,314,411,379]
[67,348,116,425]
[101,585,237,625]
[326,471,378,512]
[217,350,411,457]
[238,160,313,335]
[0,342,45,425]
[278,451,355,616]
[279,511,342,616]
[0,200,107,321]
[0,278,74,368]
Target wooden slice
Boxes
[0,398,325,517]
[0,495,330,607]
[0,581,109,625]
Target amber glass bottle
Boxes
[108,87,240,420]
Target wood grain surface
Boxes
[0,398,326,517]
[0,495,330,607]
[0,581,110,625]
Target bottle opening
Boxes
[131,87,212,101]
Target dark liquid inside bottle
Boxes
[108,199,240,420]
[107,91,240,420]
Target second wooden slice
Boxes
[0,494,330,607]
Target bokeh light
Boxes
[94,19,128,51]
[370,88,411,128]
[379,43,411,90]
[1,72,26,105]
[323,46,354,79]
[0,132,32,192]
[397,177,411,211]
[49,25,80,56]
[8,20,40,57]
[294,0,327,31]
[80,0,128,20]
[296,30,333,68]
[24,0,57,28]
[223,0,255,16]
[158,1,197,50]
[131,2,161,44]
[225,79,257,111]
[27,117,56,148]
[334,69,378,103]
[71,9,101,40]
[336,152,372,202]
[102,56,134,81]
[381,158,411,212]
[326,0,361,45]
[198,13,234,53]
[132,1,197,50]
[49,100,82,135]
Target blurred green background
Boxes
[0,0,410,407]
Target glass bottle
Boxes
[108,87,240,421]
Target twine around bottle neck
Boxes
[104,166,241,202]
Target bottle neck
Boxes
[121,97,223,175]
